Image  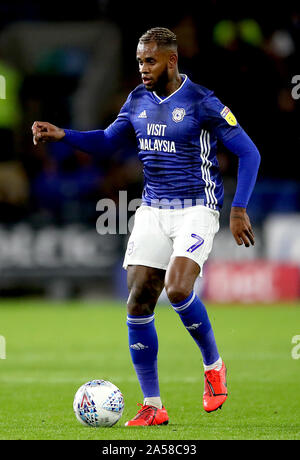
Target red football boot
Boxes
[203,362,228,412]
[125,404,169,426]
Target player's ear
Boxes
[168,52,178,70]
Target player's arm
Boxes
[32,121,66,144]
[202,94,261,247]
[32,95,134,154]
[31,123,115,154]
[222,131,260,247]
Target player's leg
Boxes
[125,265,169,426]
[165,256,227,412]
[164,205,227,412]
[123,206,172,425]
[165,256,221,368]
[127,264,165,316]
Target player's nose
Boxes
[139,62,149,74]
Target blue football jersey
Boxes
[105,75,243,210]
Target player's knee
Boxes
[127,285,157,316]
[165,281,191,305]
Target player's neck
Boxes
[156,72,182,98]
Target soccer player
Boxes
[32,27,260,427]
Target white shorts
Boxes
[123,205,219,276]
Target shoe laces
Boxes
[206,368,220,381]
[205,368,224,393]
[134,403,156,420]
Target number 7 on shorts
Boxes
[186,233,204,253]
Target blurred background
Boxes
[0,0,299,303]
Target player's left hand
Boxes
[230,207,255,247]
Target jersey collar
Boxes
[152,74,188,104]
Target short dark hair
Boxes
[138,27,177,49]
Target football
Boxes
[73,379,124,427]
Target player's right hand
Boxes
[230,207,255,248]
[31,121,65,145]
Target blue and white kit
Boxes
[63,75,260,272]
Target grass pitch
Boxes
[0,299,299,440]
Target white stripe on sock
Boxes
[172,292,196,313]
[127,314,155,325]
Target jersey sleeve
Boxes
[201,92,260,208]
[201,92,242,142]
[222,131,261,208]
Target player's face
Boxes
[136,42,172,92]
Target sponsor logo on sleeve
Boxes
[220,106,237,126]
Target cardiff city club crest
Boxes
[172,107,186,123]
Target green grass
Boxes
[0,299,300,440]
